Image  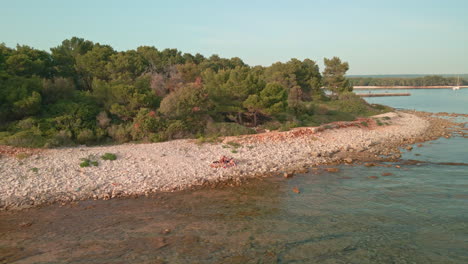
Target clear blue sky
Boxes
[1,0,467,75]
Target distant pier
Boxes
[357,93,411,97]
[354,86,468,89]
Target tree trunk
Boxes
[253,111,257,127]
[238,112,243,125]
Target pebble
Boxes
[0,112,445,210]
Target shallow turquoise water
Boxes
[1,89,467,263]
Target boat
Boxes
[452,76,460,90]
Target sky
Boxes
[1,0,467,75]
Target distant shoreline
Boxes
[354,86,468,89]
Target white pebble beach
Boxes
[0,112,431,210]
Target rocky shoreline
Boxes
[0,111,463,210]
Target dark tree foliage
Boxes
[349,75,467,86]
[0,38,382,147]
[323,57,352,96]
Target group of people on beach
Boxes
[210,156,236,168]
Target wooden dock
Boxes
[357,93,411,97]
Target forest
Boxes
[0,37,389,147]
[350,75,467,86]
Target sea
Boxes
[1,89,467,263]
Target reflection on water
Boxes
[1,89,467,263]
[1,136,467,263]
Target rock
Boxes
[381,172,393,176]
[283,172,294,178]
[161,228,171,235]
[406,146,413,151]
[395,165,401,168]
[310,152,320,158]
[364,163,376,167]
[343,157,353,164]
[368,176,379,179]
[295,168,309,174]
[292,187,300,194]
[325,168,340,173]
[417,144,423,147]
[19,221,33,228]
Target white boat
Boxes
[452,76,460,90]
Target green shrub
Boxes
[80,157,99,167]
[44,130,74,147]
[164,120,189,140]
[0,130,46,147]
[101,153,117,160]
[279,121,299,131]
[77,129,95,145]
[332,92,368,114]
[80,160,90,167]
[107,124,132,143]
[96,111,111,128]
[130,108,167,141]
[149,133,166,142]
[16,118,37,130]
[196,135,220,144]
[260,121,281,131]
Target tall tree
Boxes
[50,37,94,79]
[243,82,287,126]
[5,45,53,78]
[322,57,352,97]
[106,50,146,82]
[75,44,115,89]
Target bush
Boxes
[0,130,46,147]
[164,120,189,140]
[101,153,117,160]
[279,121,299,131]
[16,117,37,130]
[149,133,166,142]
[159,84,207,119]
[260,121,281,131]
[107,124,132,143]
[96,111,111,128]
[80,157,98,167]
[45,130,74,147]
[77,129,95,145]
[130,108,167,141]
[333,92,368,114]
